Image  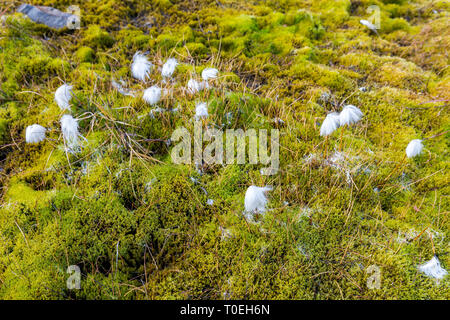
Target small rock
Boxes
[17,4,79,30]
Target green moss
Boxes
[370,57,434,91]
[75,46,96,63]
[339,52,377,73]
[183,42,209,57]
[289,60,354,92]
[156,26,194,50]
[156,33,180,50]
[219,14,259,35]
[82,25,115,48]
[0,0,449,300]
[4,179,51,208]
[381,17,411,33]
[155,0,173,10]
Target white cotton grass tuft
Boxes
[418,256,448,280]
[131,51,152,81]
[360,19,378,33]
[60,114,83,149]
[187,78,206,94]
[244,186,272,214]
[406,139,423,158]
[54,84,73,110]
[320,112,340,136]
[202,68,218,81]
[195,102,208,120]
[339,104,363,126]
[143,85,161,105]
[161,58,178,78]
[25,124,46,143]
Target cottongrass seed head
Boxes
[360,19,377,32]
[418,256,448,280]
[244,185,272,214]
[187,78,206,94]
[25,124,46,143]
[406,139,423,158]
[195,102,208,120]
[60,114,81,149]
[55,84,73,110]
[143,85,161,105]
[131,51,152,81]
[320,112,340,136]
[202,67,218,81]
[161,58,178,78]
[339,104,363,126]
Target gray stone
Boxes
[17,4,78,30]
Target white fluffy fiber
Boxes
[360,19,377,31]
[161,58,178,78]
[418,256,448,280]
[339,104,363,126]
[244,185,272,214]
[406,139,423,158]
[143,85,161,105]
[320,112,340,136]
[55,84,73,110]
[187,78,206,94]
[25,124,46,143]
[195,102,208,120]
[202,68,218,81]
[131,52,152,81]
[60,114,82,149]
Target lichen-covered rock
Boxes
[17,4,79,30]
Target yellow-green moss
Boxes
[82,25,115,48]
[0,0,449,300]
[75,46,96,63]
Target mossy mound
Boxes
[0,0,449,299]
